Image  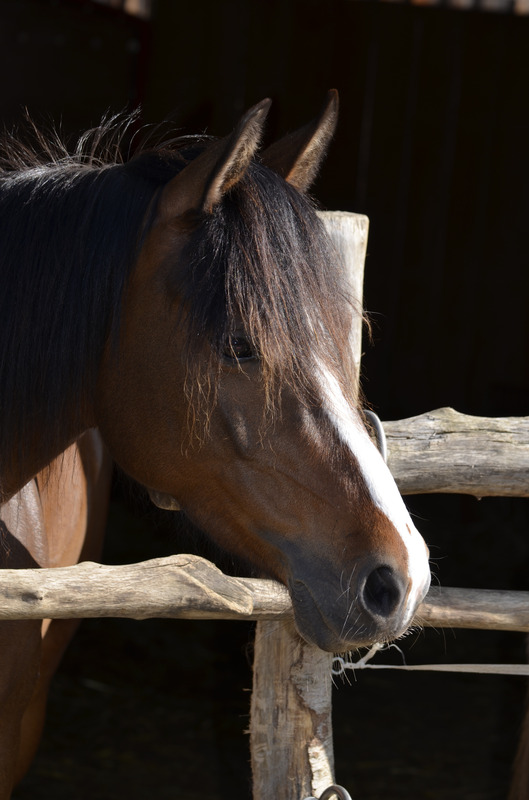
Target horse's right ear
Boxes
[261,90,339,193]
[158,99,271,220]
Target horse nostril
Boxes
[362,565,403,618]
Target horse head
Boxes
[95,92,430,652]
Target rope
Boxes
[332,643,529,677]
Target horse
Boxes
[0,90,431,797]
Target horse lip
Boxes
[148,489,182,511]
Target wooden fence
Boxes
[1,212,528,799]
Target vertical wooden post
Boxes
[318,211,369,390]
[250,212,369,800]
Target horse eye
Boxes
[223,335,255,362]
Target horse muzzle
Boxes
[288,559,430,653]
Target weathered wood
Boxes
[2,555,529,632]
[419,585,529,632]
[318,210,369,386]
[0,555,261,621]
[250,621,334,800]
[384,406,529,496]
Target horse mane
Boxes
[0,113,173,487]
[0,113,356,491]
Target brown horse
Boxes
[0,91,430,797]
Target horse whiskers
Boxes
[340,611,364,645]
[337,563,356,604]
[337,565,360,642]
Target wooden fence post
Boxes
[249,211,369,800]
[251,620,335,800]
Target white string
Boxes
[332,643,529,677]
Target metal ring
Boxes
[303,784,354,800]
[320,784,354,800]
[363,409,388,464]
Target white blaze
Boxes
[317,365,430,622]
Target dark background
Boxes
[5,0,529,797]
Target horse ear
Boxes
[261,89,339,193]
[158,98,271,219]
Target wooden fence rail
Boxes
[2,553,529,633]
[384,406,529,497]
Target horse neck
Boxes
[0,427,88,505]
[0,163,149,502]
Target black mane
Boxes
[0,118,179,486]
[0,115,355,492]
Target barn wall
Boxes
[0,0,147,132]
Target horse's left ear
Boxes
[261,89,339,193]
[158,98,271,220]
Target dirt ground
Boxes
[12,490,529,800]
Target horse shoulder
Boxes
[0,430,112,796]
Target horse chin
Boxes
[148,489,182,511]
[292,609,377,653]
